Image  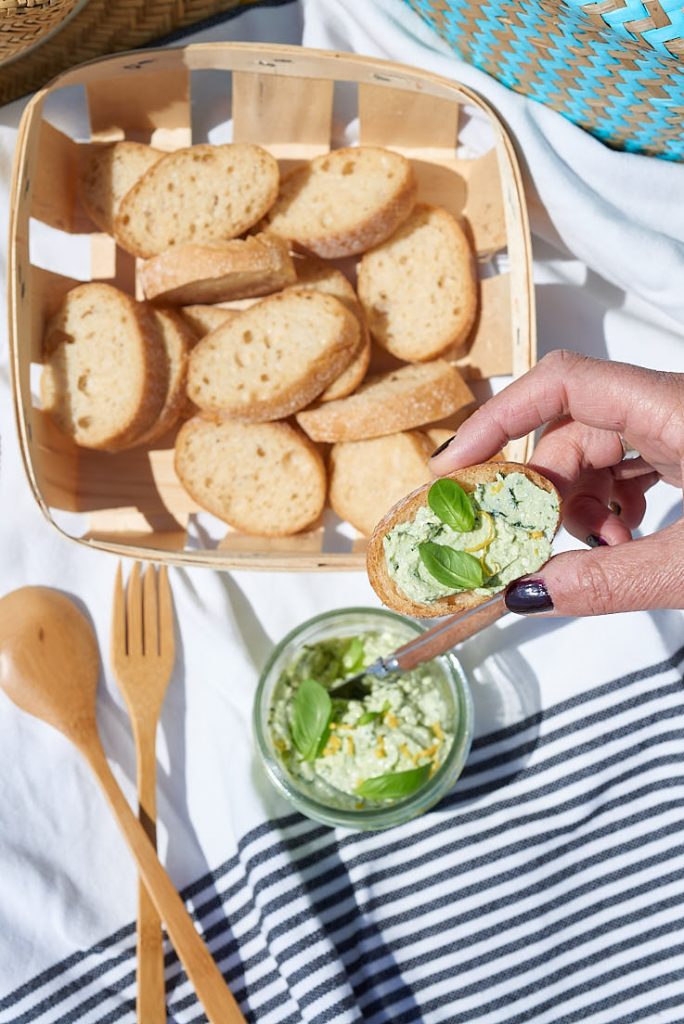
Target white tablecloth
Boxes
[1,2,683,1022]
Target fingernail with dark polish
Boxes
[505,579,554,614]
[430,435,455,458]
[586,534,608,548]
[608,501,622,517]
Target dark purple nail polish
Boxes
[430,435,455,458]
[586,534,608,548]
[505,579,554,614]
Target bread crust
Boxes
[357,204,478,362]
[128,309,194,447]
[296,360,474,443]
[174,416,326,536]
[366,462,561,618]
[187,289,360,421]
[113,144,279,258]
[41,283,168,451]
[140,235,296,305]
[264,147,417,259]
[80,141,163,235]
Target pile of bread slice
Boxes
[41,140,480,537]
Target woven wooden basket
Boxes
[405,0,684,160]
[8,42,535,570]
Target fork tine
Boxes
[126,562,143,657]
[112,562,127,658]
[143,565,159,657]
[157,565,175,662]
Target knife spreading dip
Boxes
[267,632,455,807]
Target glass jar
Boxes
[253,606,473,831]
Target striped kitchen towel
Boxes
[2,642,683,1023]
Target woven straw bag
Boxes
[0,0,87,63]
[405,0,684,159]
[0,0,257,103]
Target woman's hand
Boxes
[430,350,684,616]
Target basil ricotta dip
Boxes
[384,472,559,605]
[268,632,455,807]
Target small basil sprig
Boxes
[356,764,431,801]
[356,702,390,727]
[428,479,475,532]
[291,678,332,761]
[419,542,484,590]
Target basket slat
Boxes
[30,120,81,232]
[232,71,334,158]
[358,82,459,155]
[87,67,191,147]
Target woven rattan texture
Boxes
[0,0,256,103]
[0,0,83,63]
[406,0,684,159]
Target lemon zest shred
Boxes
[432,723,445,741]
[465,511,496,553]
[323,735,342,757]
[385,711,399,729]
[529,530,544,539]
[345,736,354,756]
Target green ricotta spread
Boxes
[268,632,455,807]
[384,472,558,605]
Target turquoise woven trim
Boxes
[405,0,684,159]
[644,19,684,58]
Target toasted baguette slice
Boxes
[140,235,296,305]
[80,141,163,235]
[187,289,359,420]
[114,144,279,258]
[296,360,474,443]
[263,147,417,258]
[180,305,241,338]
[288,257,371,401]
[175,417,326,535]
[358,205,478,361]
[367,462,561,618]
[40,283,167,451]
[329,431,435,537]
[129,309,194,446]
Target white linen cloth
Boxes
[0,1,683,1021]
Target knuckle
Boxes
[562,556,615,616]
[540,349,583,373]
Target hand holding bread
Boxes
[429,351,684,618]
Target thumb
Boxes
[504,521,684,617]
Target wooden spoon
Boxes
[0,586,245,1024]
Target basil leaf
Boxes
[291,678,332,762]
[428,479,475,532]
[357,710,382,726]
[356,764,431,801]
[419,542,484,590]
[341,636,365,673]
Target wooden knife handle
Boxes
[393,594,507,672]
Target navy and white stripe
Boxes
[2,646,683,1024]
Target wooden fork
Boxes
[111,562,174,1024]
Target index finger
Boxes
[430,350,664,472]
